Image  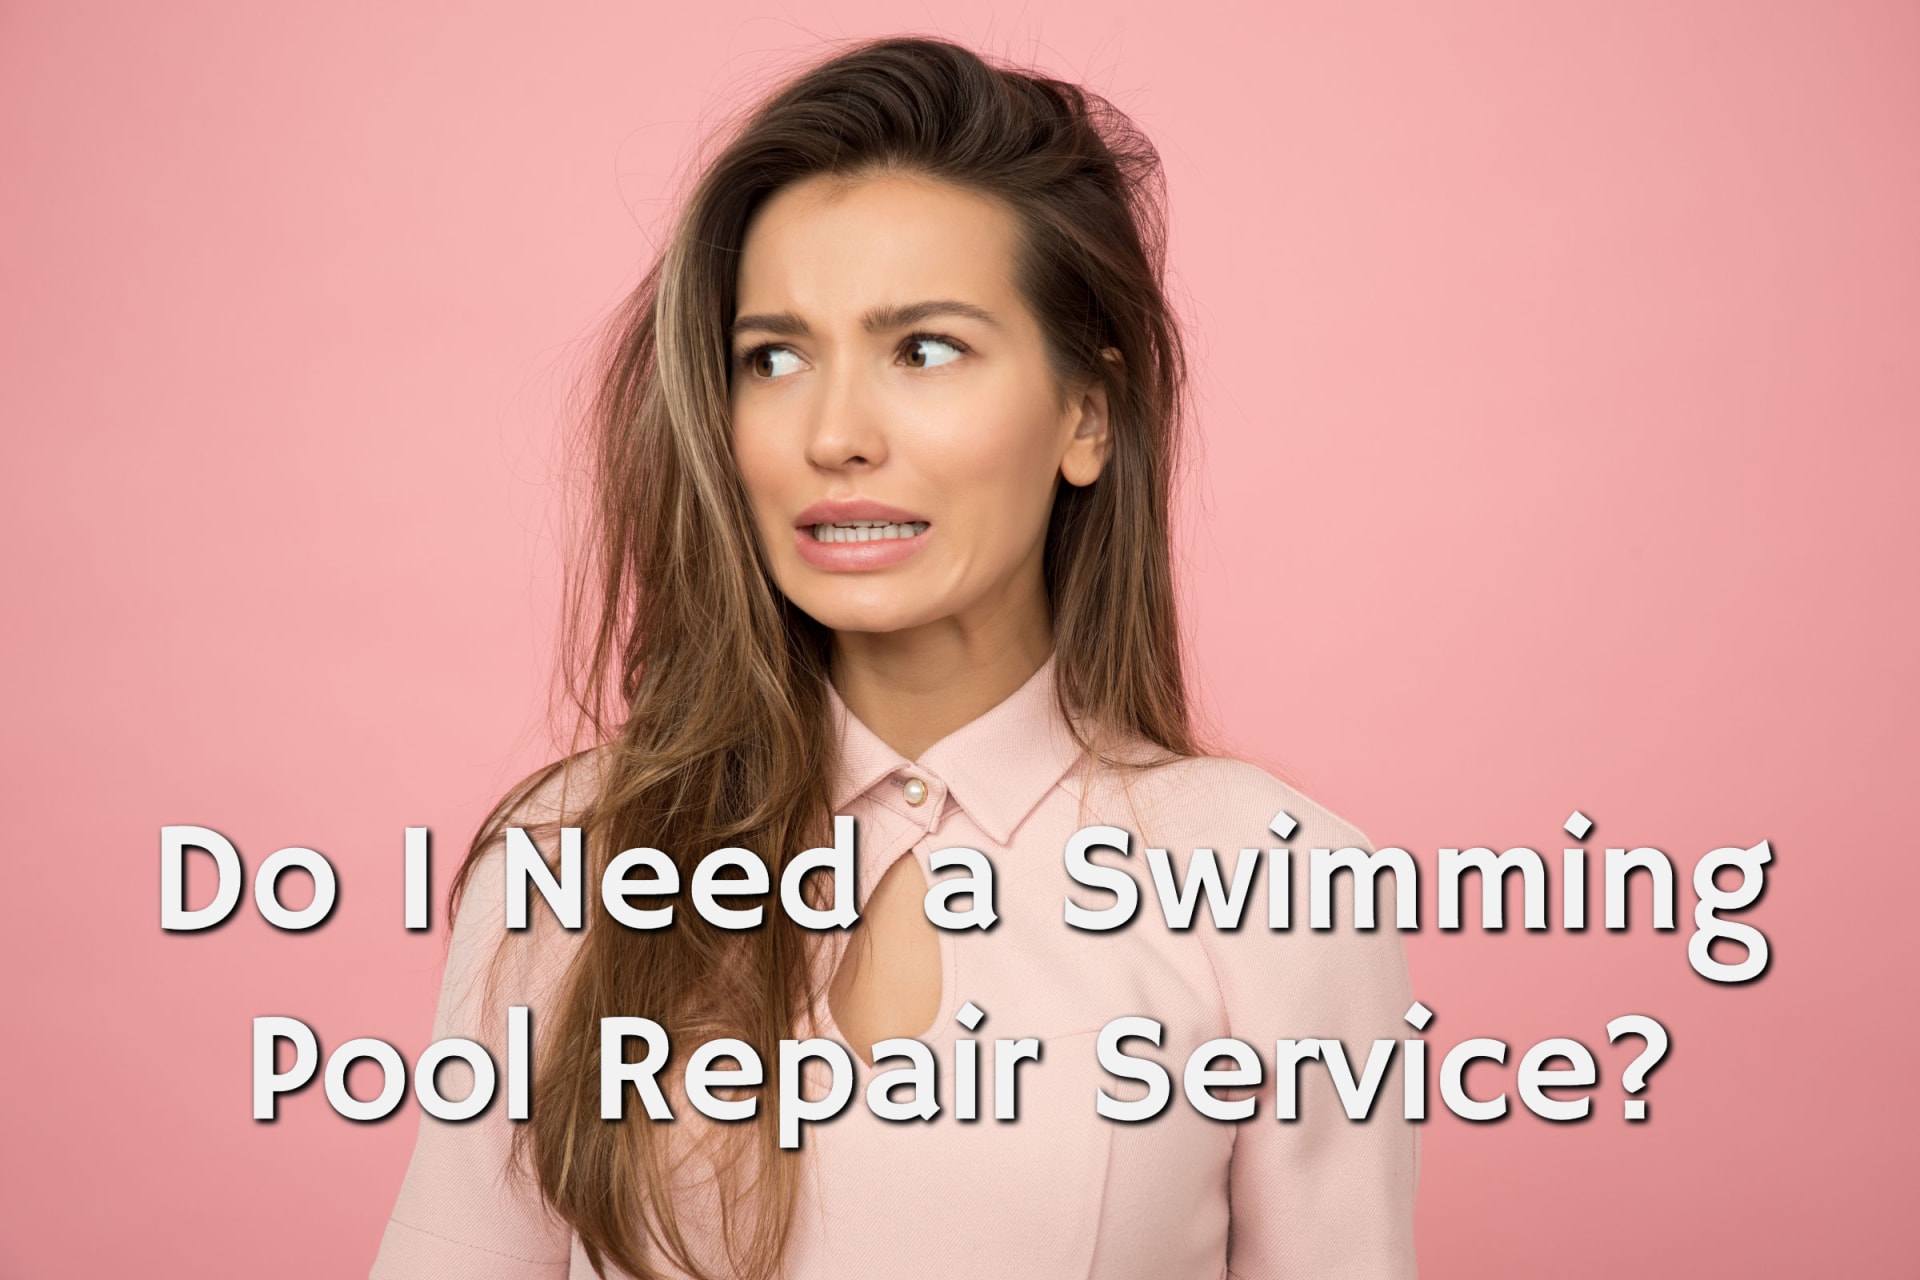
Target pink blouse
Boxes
[371,658,1419,1277]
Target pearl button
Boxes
[902,777,928,806]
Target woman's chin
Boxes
[803,607,937,638]
[788,589,948,639]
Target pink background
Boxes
[3,2,1915,1275]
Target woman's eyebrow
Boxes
[862,300,1000,331]
[730,300,1000,338]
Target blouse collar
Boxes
[826,654,1086,845]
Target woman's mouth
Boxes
[809,520,930,543]
[792,509,932,571]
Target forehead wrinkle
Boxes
[733,175,1023,343]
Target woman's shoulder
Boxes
[1069,746,1374,855]
[455,746,613,884]
[484,746,613,838]
[444,747,614,989]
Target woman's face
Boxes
[728,172,1109,643]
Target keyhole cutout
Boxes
[827,851,942,1067]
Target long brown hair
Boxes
[453,35,1196,1280]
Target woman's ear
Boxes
[1060,349,1121,487]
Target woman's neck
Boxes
[830,611,1052,760]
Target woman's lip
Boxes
[792,523,930,572]
[793,498,930,527]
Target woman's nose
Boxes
[803,362,887,471]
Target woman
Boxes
[372,35,1417,1280]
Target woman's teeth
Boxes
[810,521,929,543]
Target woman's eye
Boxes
[901,336,964,369]
[744,346,805,379]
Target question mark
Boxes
[1606,1015,1670,1121]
